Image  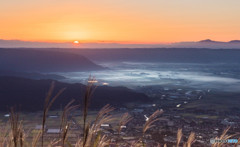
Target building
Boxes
[47,129,61,134]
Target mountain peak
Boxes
[199,39,216,43]
[229,40,240,43]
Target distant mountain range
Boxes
[64,48,240,63]
[0,76,150,111]
[199,39,240,43]
[0,49,104,72]
[0,39,240,49]
[172,39,240,49]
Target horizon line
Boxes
[1,38,240,45]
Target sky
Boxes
[0,0,240,44]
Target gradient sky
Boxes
[1,0,240,43]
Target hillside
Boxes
[65,48,240,63]
[0,76,150,111]
[0,49,104,72]
[0,70,66,80]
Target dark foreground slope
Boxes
[0,76,150,111]
[0,49,104,72]
[0,70,66,80]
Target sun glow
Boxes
[0,0,240,43]
[73,41,79,44]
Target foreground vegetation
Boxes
[0,77,238,147]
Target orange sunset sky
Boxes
[0,0,240,43]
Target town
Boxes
[1,86,239,146]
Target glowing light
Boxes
[102,82,109,85]
[176,104,181,108]
[88,80,98,83]
[73,41,79,44]
[144,115,149,121]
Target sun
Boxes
[73,40,79,44]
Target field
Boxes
[0,110,126,146]
[182,91,240,112]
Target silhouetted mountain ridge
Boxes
[0,70,66,80]
[198,39,240,44]
[64,48,240,63]
[0,76,150,111]
[0,49,104,72]
[199,39,221,43]
[229,40,240,43]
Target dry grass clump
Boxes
[83,76,97,132]
[0,125,10,147]
[186,132,195,147]
[60,99,79,147]
[143,109,163,135]
[176,128,182,147]
[141,109,163,146]
[31,130,42,147]
[41,81,66,147]
[117,113,132,134]
[83,104,114,147]
[211,127,239,147]
[9,107,25,147]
